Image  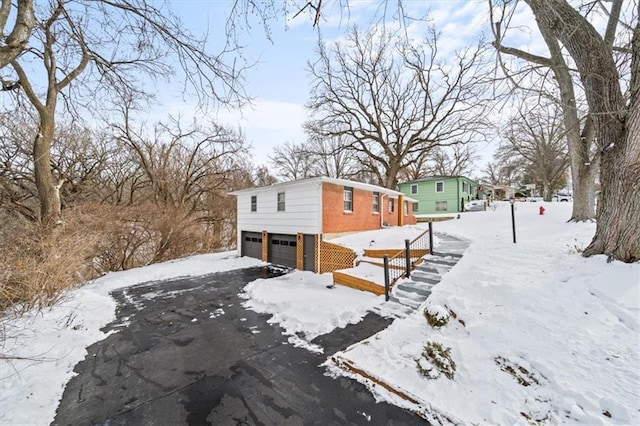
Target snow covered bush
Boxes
[416,341,456,380]
[423,304,450,328]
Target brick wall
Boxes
[321,183,416,233]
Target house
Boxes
[477,183,517,201]
[230,177,417,271]
[398,176,480,215]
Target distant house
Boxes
[398,176,480,215]
[230,177,416,271]
[477,183,517,201]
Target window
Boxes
[411,184,418,195]
[389,198,395,213]
[373,192,380,213]
[344,187,353,211]
[413,202,419,212]
[462,182,469,193]
[436,181,444,193]
[250,195,257,212]
[404,201,409,216]
[436,201,448,211]
[277,192,285,211]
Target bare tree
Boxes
[0,109,38,220]
[0,0,35,69]
[497,101,569,201]
[490,0,633,223]
[481,159,523,188]
[428,144,480,177]
[398,144,479,182]
[481,162,502,186]
[268,141,317,181]
[307,25,492,189]
[2,0,247,226]
[506,0,638,262]
[51,124,112,206]
[304,131,360,179]
[252,165,278,186]
[111,105,249,214]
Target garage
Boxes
[241,232,262,260]
[268,234,297,268]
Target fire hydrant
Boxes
[539,206,545,215]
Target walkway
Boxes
[370,233,470,319]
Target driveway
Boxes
[52,266,425,425]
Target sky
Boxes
[159,0,497,166]
[2,201,638,424]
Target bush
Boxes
[0,214,98,315]
[0,203,236,316]
[416,341,456,380]
[423,304,450,328]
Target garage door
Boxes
[268,234,297,268]
[241,232,262,260]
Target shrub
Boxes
[416,341,456,380]
[0,202,235,316]
[0,214,98,315]
[423,304,450,328]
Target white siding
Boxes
[235,180,322,252]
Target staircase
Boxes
[369,233,469,319]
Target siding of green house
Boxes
[399,176,479,215]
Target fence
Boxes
[383,222,433,300]
[318,239,357,274]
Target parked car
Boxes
[553,193,572,202]
[464,200,486,211]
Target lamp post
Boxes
[510,199,517,244]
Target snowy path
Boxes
[371,233,469,319]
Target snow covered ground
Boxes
[243,202,640,424]
[1,201,638,425]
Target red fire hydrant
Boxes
[539,206,545,215]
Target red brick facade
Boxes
[321,182,416,234]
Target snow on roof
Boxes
[229,176,406,197]
[398,175,478,185]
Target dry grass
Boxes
[0,214,98,315]
[0,203,235,316]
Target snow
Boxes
[329,225,428,255]
[2,201,639,425]
[240,271,382,346]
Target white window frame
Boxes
[462,182,469,193]
[413,202,419,212]
[410,184,418,195]
[435,200,448,211]
[389,198,395,213]
[372,192,380,213]
[277,192,285,212]
[435,181,444,193]
[343,187,353,212]
[250,195,257,212]
[404,200,409,216]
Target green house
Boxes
[398,176,480,215]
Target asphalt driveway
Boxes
[52,266,426,425]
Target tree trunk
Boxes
[33,114,61,227]
[583,96,640,262]
[570,159,597,221]
[542,182,551,202]
[549,43,597,221]
[0,0,36,69]
[525,0,640,262]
